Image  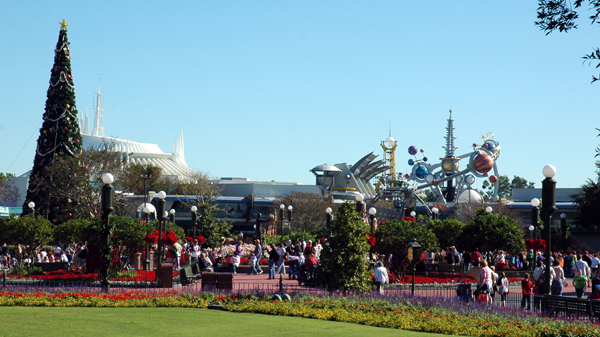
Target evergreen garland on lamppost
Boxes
[22,19,84,224]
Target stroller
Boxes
[295,263,316,286]
[288,260,302,280]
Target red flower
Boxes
[367,236,376,247]
[184,236,193,242]
[195,236,205,244]
[162,230,178,245]
[401,216,417,224]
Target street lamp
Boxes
[100,173,114,292]
[28,201,36,217]
[528,225,535,239]
[531,198,540,239]
[368,207,377,233]
[326,207,333,238]
[407,238,422,296]
[279,204,293,245]
[431,207,439,220]
[485,206,493,214]
[140,167,153,219]
[156,191,167,270]
[287,205,293,237]
[169,209,176,223]
[541,164,556,296]
[355,194,364,213]
[410,211,416,218]
[191,205,198,239]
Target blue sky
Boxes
[1,2,599,189]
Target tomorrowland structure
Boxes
[310,109,501,218]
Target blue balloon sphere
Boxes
[408,145,418,155]
[415,165,429,179]
[408,159,415,166]
[423,157,428,162]
[485,141,496,152]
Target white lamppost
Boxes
[28,201,36,217]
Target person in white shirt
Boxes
[591,254,600,270]
[190,240,200,263]
[312,242,322,261]
[573,254,592,288]
[374,261,389,294]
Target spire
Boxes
[442,108,458,157]
[91,76,105,137]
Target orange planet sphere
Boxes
[489,175,498,184]
[473,153,494,174]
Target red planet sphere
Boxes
[489,175,498,184]
[473,153,494,174]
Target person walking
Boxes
[251,239,263,275]
[267,244,279,279]
[498,271,509,308]
[374,261,389,294]
[551,259,566,296]
[521,273,533,310]
[573,268,588,298]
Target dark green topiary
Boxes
[315,201,371,293]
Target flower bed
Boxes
[6,269,178,283]
[0,290,208,308]
[0,291,598,336]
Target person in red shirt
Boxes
[305,253,318,279]
[521,273,533,310]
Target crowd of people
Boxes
[0,242,89,270]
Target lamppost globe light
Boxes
[432,207,439,214]
[325,207,332,214]
[28,201,35,209]
[169,209,176,215]
[101,173,114,184]
[164,211,168,218]
[466,175,475,185]
[143,206,151,214]
[410,211,416,217]
[280,204,285,209]
[191,205,197,212]
[355,194,364,202]
[529,225,535,231]
[425,174,434,183]
[368,207,377,216]
[531,198,540,207]
[561,213,566,219]
[157,191,167,200]
[288,205,293,211]
[485,206,493,213]
[542,165,556,178]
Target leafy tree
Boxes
[0,173,19,206]
[0,215,55,259]
[316,201,371,292]
[536,0,600,83]
[373,219,439,275]
[425,219,465,250]
[482,175,535,200]
[277,192,338,232]
[456,208,525,254]
[571,162,600,232]
[119,163,164,195]
[23,22,86,223]
[171,171,231,247]
[195,203,232,248]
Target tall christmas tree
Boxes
[23,20,85,224]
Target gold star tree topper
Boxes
[59,19,69,30]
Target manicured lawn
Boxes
[0,307,450,336]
